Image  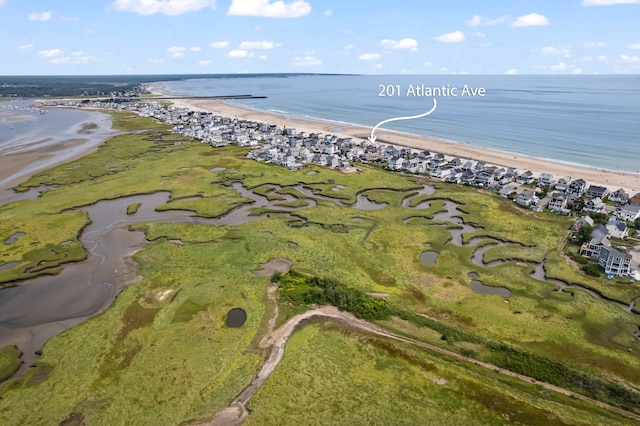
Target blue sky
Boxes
[1,0,639,75]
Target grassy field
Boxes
[1,112,639,424]
[245,323,632,426]
[0,346,22,381]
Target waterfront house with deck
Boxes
[616,203,640,222]
[585,185,609,199]
[598,246,632,277]
[567,179,587,197]
[608,188,629,204]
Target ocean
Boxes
[161,74,640,173]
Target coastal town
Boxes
[40,98,640,279]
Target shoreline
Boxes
[164,93,640,194]
[0,107,117,193]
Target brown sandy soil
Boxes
[250,258,293,276]
[166,94,640,194]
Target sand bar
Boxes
[167,94,640,195]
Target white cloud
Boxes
[582,0,639,5]
[38,48,63,57]
[471,32,486,38]
[381,38,418,51]
[167,46,187,58]
[199,60,212,65]
[434,31,465,43]
[375,64,383,70]
[629,44,640,50]
[228,49,252,58]
[423,61,433,67]
[291,55,322,66]
[465,14,509,27]
[619,54,640,63]
[238,40,277,49]
[49,55,99,65]
[550,62,568,71]
[572,68,583,74]
[323,9,332,16]
[510,13,550,27]
[28,11,52,21]
[228,0,311,18]
[505,68,518,74]
[112,0,215,16]
[0,0,6,6]
[190,47,201,52]
[597,55,610,62]
[18,44,34,51]
[583,41,607,48]
[540,45,572,58]
[343,44,354,50]
[358,53,381,61]
[210,41,230,48]
[149,58,165,64]
[259,55,268,60]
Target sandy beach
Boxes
[167,95,640,195]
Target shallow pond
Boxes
[470,280,511,298]
[419,251,439,265]
[226,308,247,328]
[3,232,25,244]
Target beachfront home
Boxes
[572,215,594,231]
[555,176,571,191]
[504,167,518,182]
[608,188,629,204]
[598,246,632,277]
[630,193,640,205]
[567,179,587,197]
[616,203,640,222]
[538,173,556,188]
[516,189,539,207]
[580,224,610,258]
[585,185,609,199]
[516,171,535,185]
[499,186,516,198]
[547,192,568,211]
[583,197,606,213]
[606,219,628,239]
[388,157,405,171]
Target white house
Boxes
[616,203,640,222]
[517,189,539,207]
[606,219,629,239]
[598,246,632,277]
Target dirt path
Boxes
[201,301,640,425]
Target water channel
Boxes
[1,181,638,377]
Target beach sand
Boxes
[169,96,640,194]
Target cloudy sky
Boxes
[1,0,639,75]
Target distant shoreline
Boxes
[146,83,640,194]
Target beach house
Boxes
[547,192,568,211]
[598,246,632,277]
[606,219,628,239]
[516,189,538,207]
[608,188,629,204]
[616,203,640,222]
[567,179,587,197]
[585,185,609,199]
[580,224,610,258]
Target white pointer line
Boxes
[368,98,437,143]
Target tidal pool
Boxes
[226,308,247,328]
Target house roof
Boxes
[607,219,628,232]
